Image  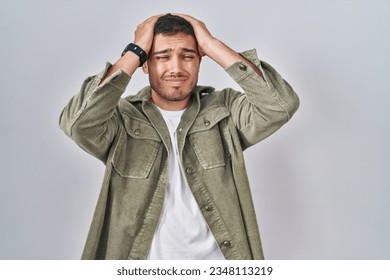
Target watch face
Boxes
[131,44,139,53]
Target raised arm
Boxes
[176,14,299,149]
[59,16,159,162]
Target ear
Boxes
[142,62,149,74]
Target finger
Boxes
[138,14,163,27]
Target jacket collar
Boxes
[124,85,215,156]
[125,85,215,104]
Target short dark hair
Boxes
[154,13,195,38]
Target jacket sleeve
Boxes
[59,63,131,163]
[224,49,300,150]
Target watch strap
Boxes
[121,43,147,67]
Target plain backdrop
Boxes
[0,0,389,259]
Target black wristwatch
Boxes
[121,43,147,67]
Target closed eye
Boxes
[155,55,170,61]
[182,55,195,60]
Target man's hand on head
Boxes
[174,13,264,79]
[172,13,216,57]
[133,15,162,55]
[99,15,161,84]
[171,14,242,69]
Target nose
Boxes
[168,55,183,73]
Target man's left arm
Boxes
[178,14,299,149]
[225,50,299,149]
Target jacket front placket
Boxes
[126,99,171,259]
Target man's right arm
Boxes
[59,65,131,163]
[59,16,160,162]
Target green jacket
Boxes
[59,49,299,259]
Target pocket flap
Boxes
[188,106,230,134]
[122,114,161,142]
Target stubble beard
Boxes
[150,73,198,103]
[154,87,193,102]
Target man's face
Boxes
[143,33,201,110]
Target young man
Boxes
[60,13,299,260]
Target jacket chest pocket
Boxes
[188,106,230,170]
[112,115,162,179]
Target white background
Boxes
[0,0,389,259]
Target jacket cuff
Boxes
[240,49,261,67]
[225,49,268,87]
[92,62,131,92]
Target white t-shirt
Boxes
[147,107,225,260]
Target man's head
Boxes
[153,13,196,39]
[143,14,201,111]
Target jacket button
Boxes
[204,120,210,126]
[134,129,141,136]
[185,168,193,175]
[205,205,213,211]
[239,64,247,71]
[222,240,231,247]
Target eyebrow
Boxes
[152,48,198,55]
